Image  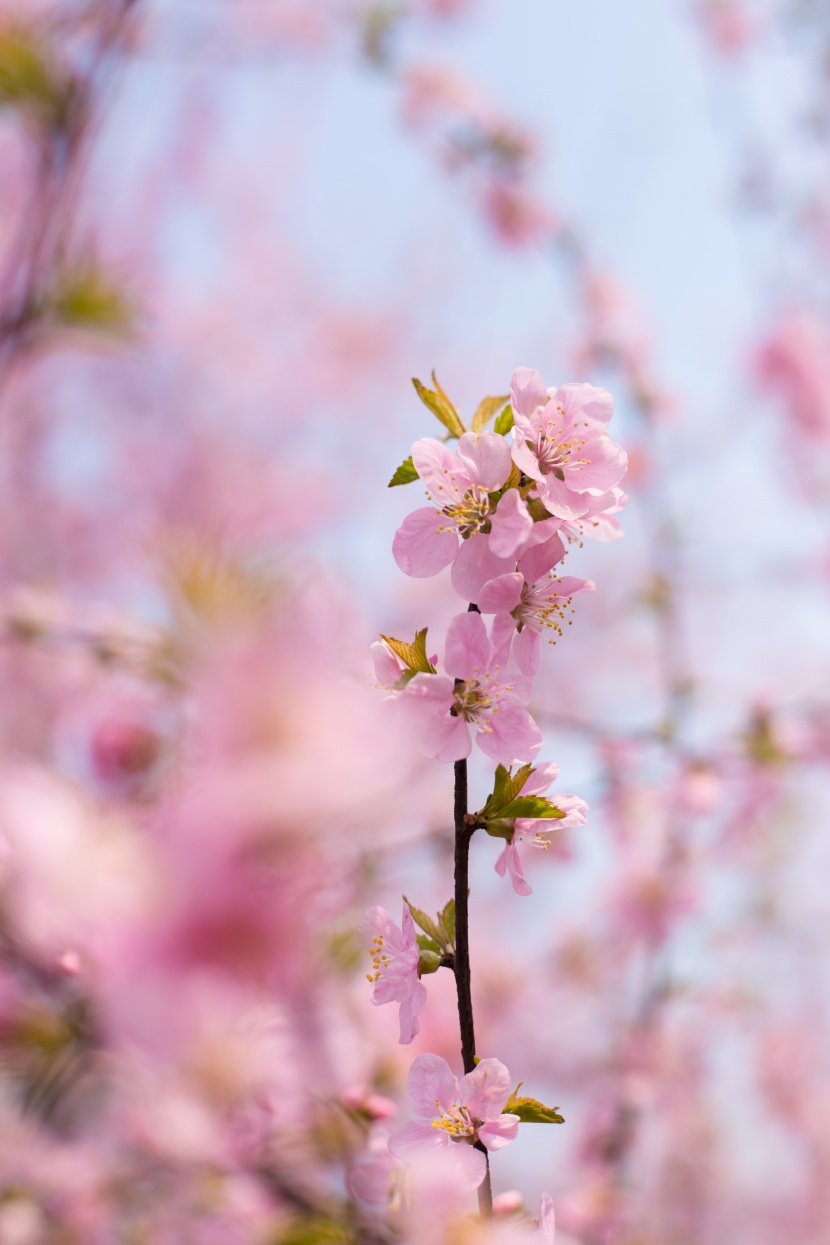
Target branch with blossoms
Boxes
[357,365,627,1234]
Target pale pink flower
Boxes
[510,368,627,521]
[388,1053,520,1190]
[494,763,588,895]
[392,432,512,578]
[477,538,595,676]
[401,612,542,766]
[358,903,426,1045]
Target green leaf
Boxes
[499,796,566,821]
[388,455,419,487]
[403,897,444,946]
[480,763,535,818]
[505,1094,564,1124]
[493,404,514,436]
[471,394,510,433]
[380,627,436,675]
[439,899,456,947]
[416,935,441,954]
[412,375,466,439]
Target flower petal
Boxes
[456,431,512,491]
[479,1113,520,1150]
[444,611,490,682]
[451,536,512,603]
[477,573,524,615]
[458,1057,511,1121]
[393,508,459,578]
[411,438,472,502]
[407,1053,458,1116]
[488,489,533,558]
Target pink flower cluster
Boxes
[360,366,626,1218]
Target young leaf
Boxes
[493,404,514,436]
[439,899,456,947]
[416,935,441,955]
[471,394,510,433]
[412,376,466,439]
[380,627,436,675]
[388,455,419,487]
[505,1095,564,1124]
[480,763,536,818]
[403,897,444,946]
[499,796,566,821]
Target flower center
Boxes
[366,934,390,983]
[439,485,492,539]
[431,1098,477,1141]
[512,580,577,643]
[528,407,591,479]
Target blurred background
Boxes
[2,1,830,1242]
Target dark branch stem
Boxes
[453,756,492,1218]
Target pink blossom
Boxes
[358,902,427,1044]
[401,612,542,766]
[510,368,627,521]
[477,537,595,676]
[388,1053,520,1190]
[494,763,588,895]
[392,432,512,578]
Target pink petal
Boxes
[510,367,550,419]
[407,1053,458,1116]
[571,435,628,493]
[553,381,614,429]
[520,762,560,797]
[388,1119,447,1161]
[488,489,533,558]
[456,431,512,491]
[537,1192,556,1244]
[518,533,566,585]
[371,641,404,687]
[478,699,542,767]
[458,1057,511,1121]
[444,611,490,682]
[451,536,512,603]
[521,516,563,549]
[477,573,524,615]
[478,1113,520,1150]
[398,980,427,1044]
[431,714,473,763]
[490,611,516,669]
[393,508,459,577]
[536,473,593,521]
[495,843,532,896]
[411,437,472,501]
[514,627,541,677]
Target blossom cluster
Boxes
[359,366,627,1224]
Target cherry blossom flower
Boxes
[358,902,426,1044]
[392,432,512,578]
[477,538,595,676]
[494,763,588,896]
[401,612,541,765]
[388,1053,520,1190]
[510,368,627,521]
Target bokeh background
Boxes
[2,1,830,1242]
